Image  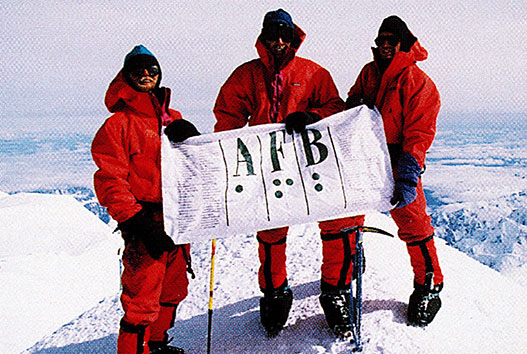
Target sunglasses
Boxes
[263,23,294,42]
[374,35,399,47]
[129,65,160,77]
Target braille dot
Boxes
[273,179,281,186]
[275,191,283,198]
[286,178,294,186]
[312,173,320,180]
[235,185,243,193]
[315,184,323,192]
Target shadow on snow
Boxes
[30,281,407,354]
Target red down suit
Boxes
[91,71,190,348]
[347,40,443,286]
[214,24,364,291]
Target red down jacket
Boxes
[91,71,182,223]
[214,24,344,132]
[347,40,440,168]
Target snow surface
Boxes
[0,193,122,354]
[2,123,527,353]
[2,192,526,353]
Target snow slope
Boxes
[0,192,122,354]
[13,194,527,354]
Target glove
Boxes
[285,111,322,135]
[165,119,200,143]
[390,180,418,208]
[390,152,421,208]
[118,209,176,259]
[345,95,374,110]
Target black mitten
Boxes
[119,209,176,259]
[140,227,176,260]
[285,111,322,135]
[165,119,200,143]
[345,95,374,110]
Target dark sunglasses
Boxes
[129,65,160,77]
[263,23,294,42]
[374,35,399,47]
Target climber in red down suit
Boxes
[213,9,365,338]
[346,15,444,327]
[92,44,200,353]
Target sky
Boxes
[1,0,526,135]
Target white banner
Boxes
[162,106,394,243]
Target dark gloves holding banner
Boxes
[165,119,200,143]
[118,209,176,259]
[390,152,421,208]
[285,111,322,134]
[391,181,418,209]
[345,95,374,110]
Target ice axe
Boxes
[340,225,394,352]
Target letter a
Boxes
[234,138,256,176]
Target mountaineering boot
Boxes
[407,281,443,327]
[260,281,293,337]
[319,284,352,338]
[149,340,185,353]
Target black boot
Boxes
[149,340,185,354]
[319,283,352,338]
[407,281,443,327]
[260,281,293,337]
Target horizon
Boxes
[1,109,526,139]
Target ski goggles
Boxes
[374,35,400,47]
[129,65,160,77]
[262,22,294,42]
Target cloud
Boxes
[1,0,525,129]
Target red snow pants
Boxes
[117,233,190,353]
[257,178,443,291]
[390,179,444,286]
[257,215,365,291]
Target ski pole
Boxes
[207,238,217,354]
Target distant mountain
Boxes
[431,191,527,286]
[22,187,111,224]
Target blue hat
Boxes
[124,45,156,66]
[122,44,162,87]
[263,8,294,30]
[123,44,160,75]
